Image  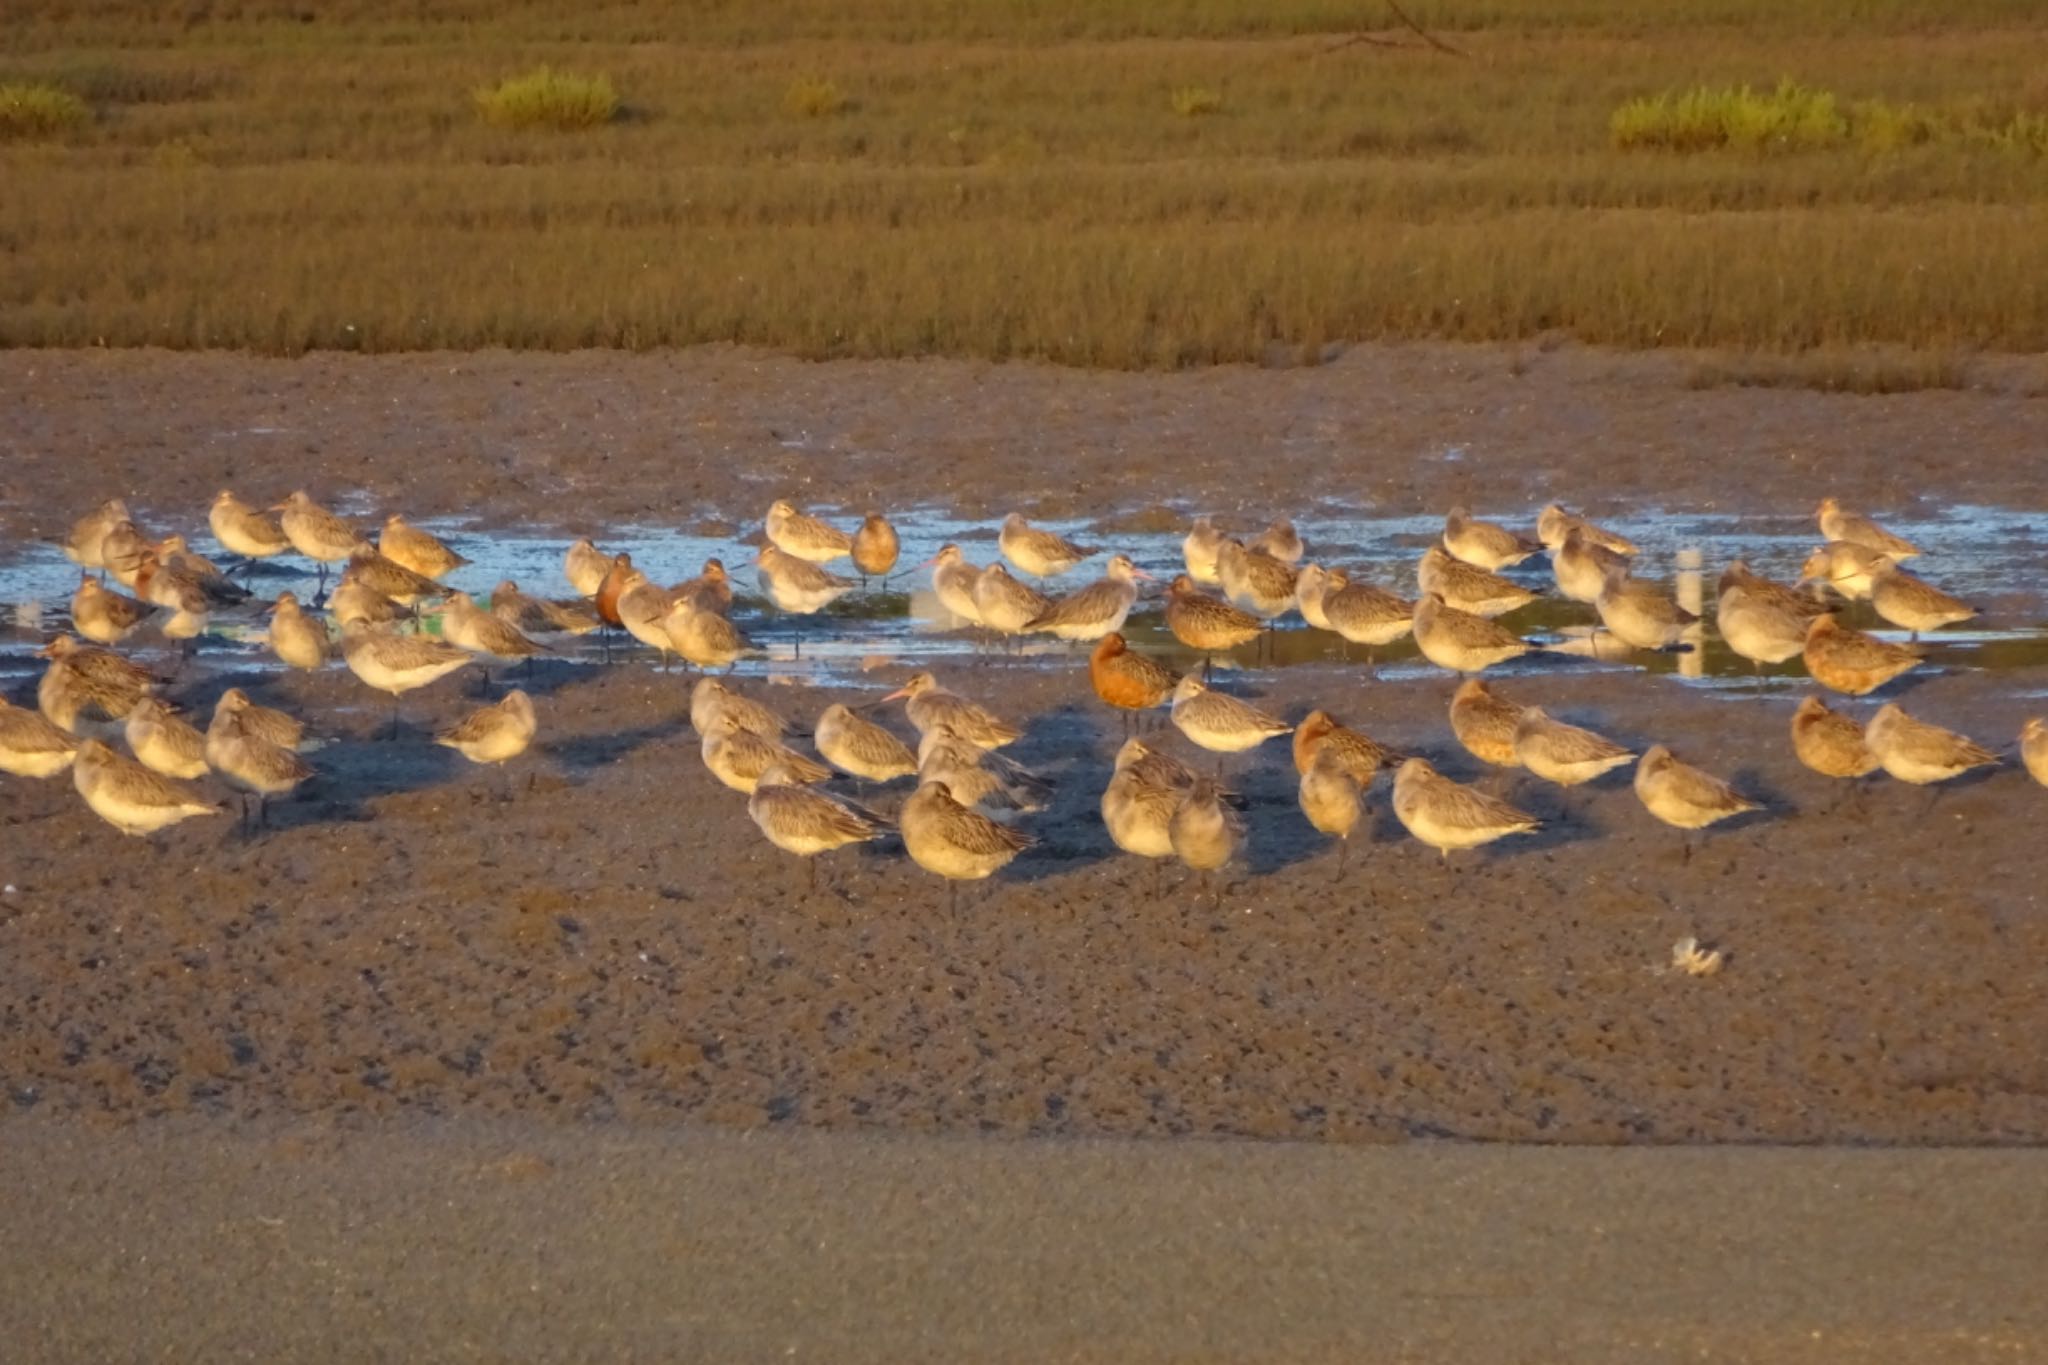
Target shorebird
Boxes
[1392,757,1540,857]
[1293,564,1340,631]
[1449,678,1525,768]
[379,515,470,579]
[883,672,1021,749]
[72,738,220,837]
[0,695,80,778]
[1596,568,1696,650]
[1165,574,1262,675]
[1802,614,1920,696]
[443,591,546,679]
[345,548,449,608]
[1292,709,1401,785]
[1552,528,1632,605]
[1790,695,1880,786]
[1513,706,1635,791]
[1025,554,1151,642]
[1299,748,1365,879]
[757,545,854,655]
[435,689,539,793]
[1217,540,1299,622]
[1183,516,1228,584]
[1320,574,1414,666]
[329,575,401,630]
[156,536,250,606]
[664,598,749,672]
[98,521,153,590]
[670,559,735,617]
[1102,760,1186,894]
[133,552,211,654]
[209,490,289,567]
[212,688,313,752]
[1799,541,1888,601]
[1088,633,1178,731]
[1412,593,1530,674]
[1537,504,1638,556]
[1633,745,1759,861]
[973,564,1054,650]
[614,568,674,666]
[1869,562,1975,639]
[37,635,155,734]
[263,590,329,671]
[2021,717,2048,788]
[918,722,1052,814]
[815,702,918,784]
[593,552,638,660]
[63,499,133,570]
[1443,506,1542,571]
[275,491,368,588]
[923,544,985,628]
[1249,518,1304,564]
[1418,545,1537,618]
[902,778,1035,908]
[71,574,154,645]
[1816,498,1919,560]
[1169,676,1290,765]
[1113,735,1207,793]
[748,761,889,892]
[1169,777,1240,901]
[1865,704,1998,791]
[124,697,209,780]
[700,713,832,794]
[1716,569,1816,678]
[851,514,900,588]
[765,499,854,563]
[205,708,314,829]
[683,681,786,745]
[340,619,471,736]
[1000,513,1097,582]
[491,580,600,637]
[564,538,611,598]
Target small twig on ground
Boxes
[1323,1,1470,58]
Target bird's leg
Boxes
[1151,857,1163,902]
[256,794,268,831]
[808,857,818,895]
[1681,835,1694,867]
[1335,838,1348,882]
[948,882,959,915]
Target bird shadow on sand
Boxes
[229,731,467,837]
[549,716,693,776]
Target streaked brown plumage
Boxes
[1292,709,1401,784]
[973,564,1055,641]
[1802,614,1921,696]
[664,599,749,671]
[37,635,156,733]
[757,544,856,616]
[1596,569,1696,650]
[205,708,315,825]
[1165,574,1262,655]
[1864,704,1998,786]
[329,577,402,630]
[1449,678,1525,768]
[815,702,917,783]
[436,689,538,767]
[1216,540,1299,621]
[1026,555,1149,640]
[2021,717,2048,788]
[1299,748,1364,875]
[1321,574,1414,653]
[926,544,984,625]
[1443,506,1542,570]
[884,672,1021,749]
[1869,562,1975,637]
[1537,504,1637,556]
[748,763,888,877]
[266,590,329,671]
[98,520,153,589]
[1633,745,1760,831]
[669,559,735,617]
[1412,593,1529,674]
[379,515,470,579]
[901,778,1035,889]
[443,591,545,662]
[1103,762,1185,862]
[1513,706,1634,787]
[0,695,81,778]
[275,490,368,565]
[564,538,610,598]
[917,723,1052,814]
[1799,541,1888,601]
[71,574,154,645]
[1790,695,1879,780]
[1248,518,1304,565]
[1418,545,1537,618]
[1392,758,1540,856]
[124,697,208,780]
[1816,498,1919,560]
[1182,516,1227,584]
[210,490,289,560]
[700,714,832,794]
[155,536,250,606]
[1169,777,1241,884]
[340,619,471,698]
[71,738,220,836]
[1000,513,1097,580]
[346,548,449,607]
[1552,528,1632,605]
[491,580,600,636]
[765,499,853,563]
[690,679,791,741]
[63,499,133,568]
[212,688,310,752]
[1170,676,1291,755]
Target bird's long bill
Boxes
[909,553,943,572]
[878,687,911,703]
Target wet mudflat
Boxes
[1,343,2046,1144]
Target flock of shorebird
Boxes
[4,490,2044,903]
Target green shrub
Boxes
[784,74,846,118]
[1612,80,1845,153]
[0,82,89,139]
[1170,86,1223,117]
[473,68,619,131]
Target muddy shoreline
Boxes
[2,343,2046,1144]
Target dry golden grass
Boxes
[1,0,2045,365]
